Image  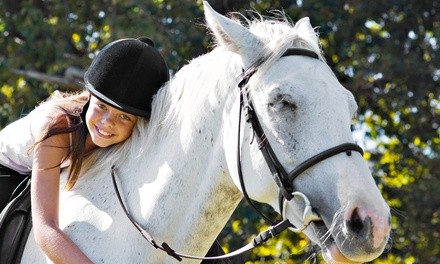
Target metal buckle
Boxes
[282,191,322,233]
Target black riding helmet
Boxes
[84,37,169,117]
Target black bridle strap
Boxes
[235,48,317,225]
[244,100,294,200]
[287,143,364,183]
[237,92,277,224]
[246,100,364,215]
[111,167,292,262]
[243,99,364,207]
[237,48,322,214]
[277,143,363,217]
[282,48,319,59]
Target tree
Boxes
[1,0,438,262]
[318,1,440,262]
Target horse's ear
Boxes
[203,1,265,68]
[293,17,321,53]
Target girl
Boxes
[0,37,169,263]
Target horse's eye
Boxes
[268,96,297,112]
[281,100,297,112]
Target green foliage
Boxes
[1,0,438,262]
[0,0,208,128]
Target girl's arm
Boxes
[31,117,93,264]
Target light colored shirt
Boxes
[0,107,72,175]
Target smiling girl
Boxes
[0,37,169,263]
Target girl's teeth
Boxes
[98,127,111,136]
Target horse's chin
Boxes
[309,222,363,264]
[322,245,363,264]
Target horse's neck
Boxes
[119,51,243,254]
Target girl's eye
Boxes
[97,103,107,110]
[120,114,130,121]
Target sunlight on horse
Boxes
[22,2,391,263]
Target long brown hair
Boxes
[32,90,90,190]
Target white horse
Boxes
[22,2,391,263]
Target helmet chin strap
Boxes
[282,192,322,233]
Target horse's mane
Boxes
[155,11,323,128]
[78,12,324,179]
[238,11,323,85]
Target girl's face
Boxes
[85,96,138,148]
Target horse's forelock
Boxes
[233,14,324,92]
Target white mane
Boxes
[158,13,324,126]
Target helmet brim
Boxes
[85,80,150,117]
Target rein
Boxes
[111,48,364,261]
[111,166,292,261]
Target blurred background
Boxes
[0,0,438,263]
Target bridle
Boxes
[111,47,364,261]
[237,48,363,226]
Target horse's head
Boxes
[203,2,391,263]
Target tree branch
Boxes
[9,68,84,91]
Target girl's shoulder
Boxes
[30,106,70,139]
[30,91,88,135]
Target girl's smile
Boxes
[95,125,113,138]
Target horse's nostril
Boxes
[345,208,372,238]
[350,208,363,231]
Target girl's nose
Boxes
[101,113,115,127]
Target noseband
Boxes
[237,47,364,226]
